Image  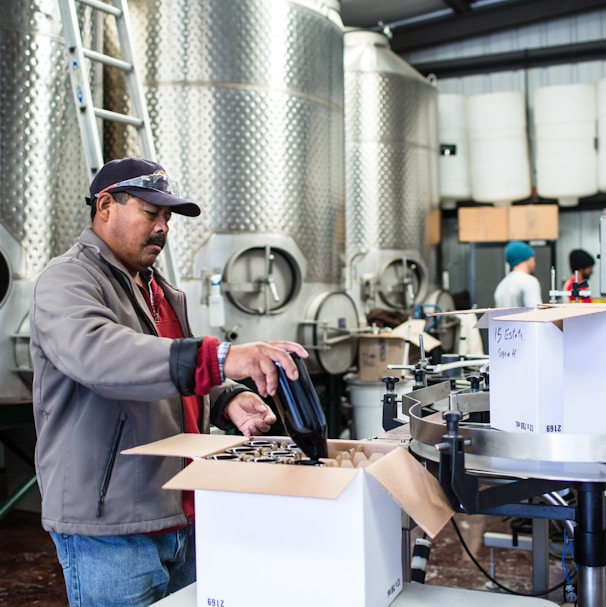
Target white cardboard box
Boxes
[125,434,453,607]
[488,311,563,432]
[193,470,400,607]
[485,305,606,434]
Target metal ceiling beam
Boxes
[390,0,606,54]
[410,39,606,78]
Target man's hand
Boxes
[224,392,277,437]
[223,341,308,397]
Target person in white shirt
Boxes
[494,241,542,308]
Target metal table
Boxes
[151,582,557,606]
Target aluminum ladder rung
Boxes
[77,0,121,17]
[93,107,143,127]
[83,48,132,72]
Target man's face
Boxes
[527,256,536,274]
[103,195,172,276]
[579,266,594,280]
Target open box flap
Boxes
[428,304,606,328]
[390,320,442,350]
[364,447,454,539]
[474,307,536,328]
[427,307,537,329]
[122,433,246,458]
[163,458,357,499]
[493,304,606,323]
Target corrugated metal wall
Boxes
[405,8,606,303]
[405,9,606,93]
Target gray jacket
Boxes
[30,227,245,535]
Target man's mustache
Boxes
[145,236,166,248]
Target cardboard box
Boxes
[485,305,606,433]
[458,204,559,242]
[125,434,453,607]
[507,204,558,240]
[358,321,442,382]
[488,309,563,433]
[358,334,407,382]
[458,206,509,242]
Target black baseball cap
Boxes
[87,158,201,217]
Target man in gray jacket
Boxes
[29,157,307,606]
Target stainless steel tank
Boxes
[0,0,91,399]
[344,30,440,316]
[120,0,358,373]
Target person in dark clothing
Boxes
[565,248,595,302]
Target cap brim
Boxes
[115,186,201,217]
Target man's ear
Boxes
[95,192,114,220]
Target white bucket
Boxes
[346,378,414,440]
[534,83,597,205]
[438,93,472,205]
[466,91,532,204]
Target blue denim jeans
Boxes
[50,526,195,607]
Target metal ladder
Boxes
[58,0,156,181]
[58,0,178,283]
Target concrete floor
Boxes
[0,496,570,606]
[0,509,67,606]
[414,513,567,604]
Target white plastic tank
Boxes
[466,91,532,205]
[598,79,606,193]
[438,93,471,207]
[533,83,598,206]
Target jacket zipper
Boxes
[110,266,157,334]
[96,414,126,518]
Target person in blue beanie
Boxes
[494,241,542,307]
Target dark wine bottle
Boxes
[273,354,328,463]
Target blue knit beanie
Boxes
[505,241,535,268]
